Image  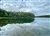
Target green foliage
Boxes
[0,18,34,26]
[0,9,8,17]
[0,9,35,26]
[0,9,35,18]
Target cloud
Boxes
[0,0,49,16]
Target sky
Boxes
[0,0,50,16]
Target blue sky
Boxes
[0,0,50,16]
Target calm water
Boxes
[0,18,50,36]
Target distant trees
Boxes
[0,9,35,18]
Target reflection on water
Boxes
[0,18,50,36]
[0,18,34,26]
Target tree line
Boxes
[0,9,35,18]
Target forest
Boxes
[0,9,35,18]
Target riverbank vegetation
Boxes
[0,9,35,18]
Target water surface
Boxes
[0,18,50,36]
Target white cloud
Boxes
[0,0,49,16]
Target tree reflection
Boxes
[0,18,35,26]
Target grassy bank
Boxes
[0,17,34,19]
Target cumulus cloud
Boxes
[0,0,49,16]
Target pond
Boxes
[0,18,50,36]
